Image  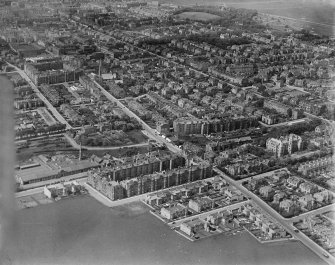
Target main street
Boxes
[6,63,72,129]
[92,78,183,154]
[214,167,335,265]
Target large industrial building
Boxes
[15,154,100,186]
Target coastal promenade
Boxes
[84,182,149,207]
[84,181,179,207]
[10,195,325,265]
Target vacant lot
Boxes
[176,11,221,21]
[126,130,148,144]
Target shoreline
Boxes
[7,194,327,265]
[244,227,295,244]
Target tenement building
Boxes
[87,161,212,201]
[173,116,258,136]
[24,57,82,85]
[97,151,186,182]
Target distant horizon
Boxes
[159,0,335,36]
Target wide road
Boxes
[6,63,72,129]
[92,78,183,154]
[214,168,335,265]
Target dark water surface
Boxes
[4,196,326,265]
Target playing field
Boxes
[175,11,221,21]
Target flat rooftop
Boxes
[15,156,99,182]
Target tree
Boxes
[86,138,94,146]
[102,139,110,147]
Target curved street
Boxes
[63,133,149,151]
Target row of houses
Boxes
[89,152,186,182]
[159,188,243,221]
[298,156,334,176]
[243,204,287,239]
[145,179,217,207]
[173,116,258,136]
[87,163,213,201]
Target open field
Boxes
[175,11,221,21]
[126,130,148,144]
[160,0,274,7]
[160,0,222,6]
[163,0,335,35]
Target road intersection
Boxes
[214,167,335,265]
